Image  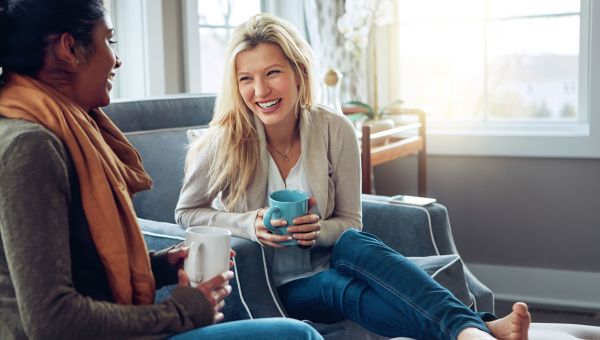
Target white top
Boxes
[266,154,329,286]
[266,154,312,194]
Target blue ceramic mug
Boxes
[263,189,310,246]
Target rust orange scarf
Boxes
[0,74,155,304]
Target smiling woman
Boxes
[236,43,301,140]
[176,13,533,340]
[35,16,122,111]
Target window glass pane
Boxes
[487,16,579,119]
[230,0,262,26]
[396,0,580,122]
[198,0,261,27]
[398,0,484,24]
[398,22,485,120]
[198,0,227,26]
[196,0,260,93]
[199,28,229,93]
[487,0,580,19]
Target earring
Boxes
[76,59,80,65]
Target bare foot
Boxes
[486,302,531,340]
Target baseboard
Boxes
[467,263,600,310]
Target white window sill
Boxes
[428,121,590,137]
[426,129,600,159]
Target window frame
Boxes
[182,0,202,94]
[182,0,267,94]
[107,0,166,99]
[387,0,600,158]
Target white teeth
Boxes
[258,99,280,108]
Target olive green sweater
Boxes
[0,117,213,339]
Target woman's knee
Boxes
[332,229,409,271]
[333,229,380,261]
[336,228,381,247]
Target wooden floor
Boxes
[495,299,600,326]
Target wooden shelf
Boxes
[357,109,427,196]
[370,136,423,166]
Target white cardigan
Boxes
[175,105,363,277]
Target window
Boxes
[388,0,599,158]
[184,0,262,94]
[106,0,166,99]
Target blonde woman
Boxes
[177,13,531,340]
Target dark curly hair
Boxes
[0,0,105,86]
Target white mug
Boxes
[183,226,232,287]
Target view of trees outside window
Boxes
[197,0,261,93]
[396,0,580,122]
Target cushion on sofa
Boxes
[126,128,203,223]
[408,255,472,307]
[104,94,215,132]
[186,127,208,143]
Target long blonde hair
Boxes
[186,13,316,209]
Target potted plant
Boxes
[343,100,404,146]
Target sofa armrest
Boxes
[137,218,284,322]
[362,195,453,256]
[361,194,495,313]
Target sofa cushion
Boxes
[408,255,472,307]
[186,127,208,143]
[126,128,203,223]
[104,94,216,132]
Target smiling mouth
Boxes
[257,98,281,109]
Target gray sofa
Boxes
[103,94,600,339]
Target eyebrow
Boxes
[237,64,285,75]
[265,63,284,69]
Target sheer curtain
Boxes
[304,0,368,103]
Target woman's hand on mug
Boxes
[166,243,189,269]
[168,244,235,269]
[287,215,321,247]
[288,197,321,248]
[177,269,233,324]
[229,249,236,268]
[254,208,292,248]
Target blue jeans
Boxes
[278,229,495,340]
[169,318,322,340]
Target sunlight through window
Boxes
[196,0,261,93]
[396,0,581,124]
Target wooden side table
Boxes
[358,109,427,196]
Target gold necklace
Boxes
[268,135,297,163]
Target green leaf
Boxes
[346,113,367,123]
[380,99,405,115]
[343,100,375,118]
